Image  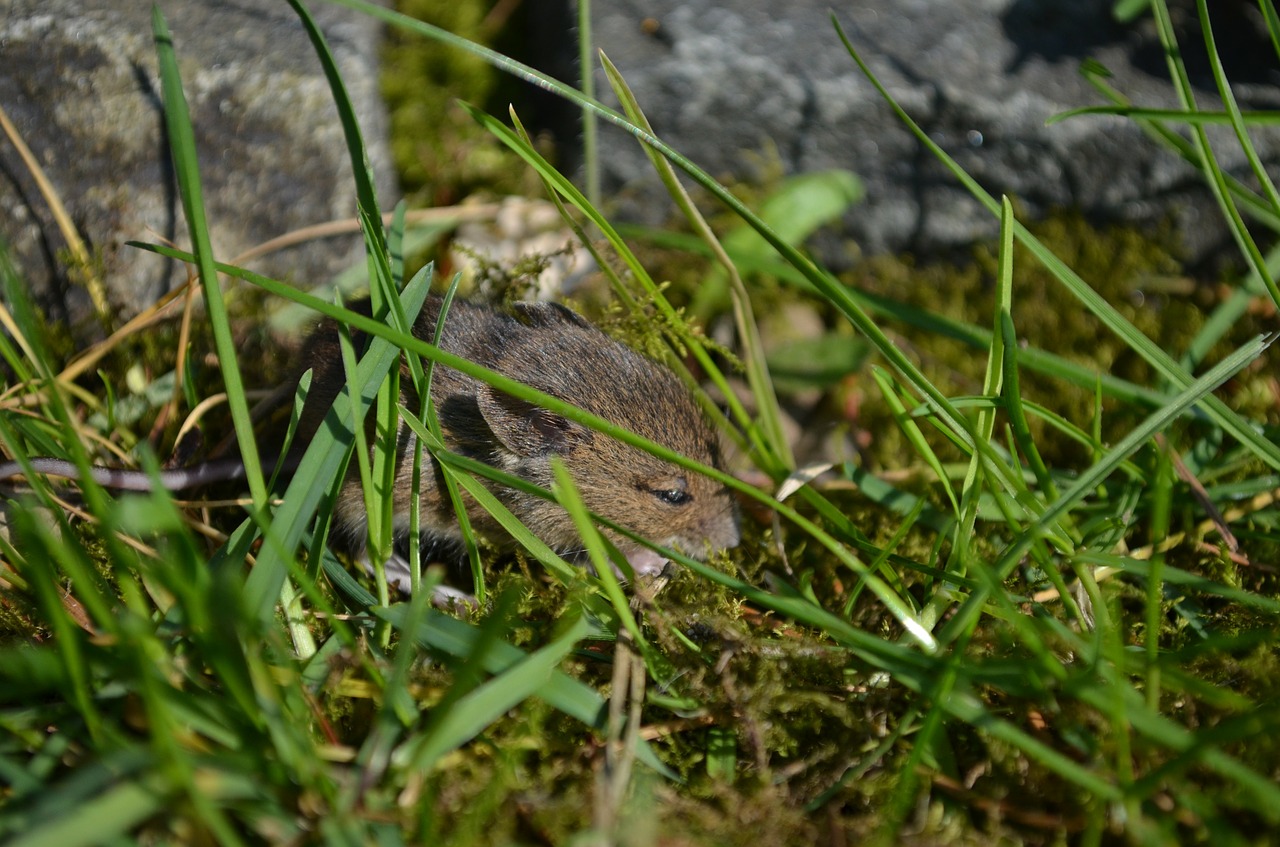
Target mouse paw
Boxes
[624,547,671,578]
[429,583,478,612]
[358,552,476,609]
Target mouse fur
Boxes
[297,295,741,589]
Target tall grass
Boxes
[0,0,1277,844]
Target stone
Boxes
[0,0,394,335]
[588,0,1280,266]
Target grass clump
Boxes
[1,0,1279,845]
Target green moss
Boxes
[381,0,548,207]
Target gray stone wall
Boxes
[0,0,393,333]
[590,0,1279,265]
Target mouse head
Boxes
[475,306,740,573]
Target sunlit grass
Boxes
[0,0,1277,844]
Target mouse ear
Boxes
[509,301,593,329]
[476,384,591,457]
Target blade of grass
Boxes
[871,368,958,516]
[152,8,267,511]
[1145,448,1174,711]
[0,103,109,320]
[1000,315,1056,496]
[941,332,1275,645]
[416,279,486,602]
[393,609,593,773]
[833,17,1280,475]
[602,52,795,470]
[1048,105,1280,126]
[577,0,598,206]
[551,458,649,654]
[1265,0,1280,61]
[1183,245,1280,369]
[1154,0,1280,311]
[3,764,168,847]
[285,0,384,257]
[920,196,1017,634]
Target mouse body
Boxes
[2,296,741,595]
[298,295,741,590]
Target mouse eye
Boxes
[654,488,692,506]
[644,476,691,507]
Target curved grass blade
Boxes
[833,17,1280,475]
[373,605,676,778]
[552,458,648,654]
[285,0,384,256]
[152,8,267,511]
[1152,0,1280,310]
[940,331,1275,644]
[602,52,795,470]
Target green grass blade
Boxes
[151,8,267,510]
[1183,246,1280,368]
[416,280,485,601]
[551,458,648,652]
[577,0,598,206]
[1000,312,1056,497]
[834,16,1280,474]
[285,0,384,256]
[921,196,1016,632]
[1046,105,1280,126]
[1145,448,1174,710]
[1264,0,1280,62]
[941,332,1274,644]
[1155,0,1280,310]
[871,368,958,516]
[4,765,168,847]
[398,610,593,773]
[601,53,796,470]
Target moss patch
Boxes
[381,0,553,208]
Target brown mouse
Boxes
[297,295,741,594]
[1,296,741,597]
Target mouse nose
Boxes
[713,506,741,551]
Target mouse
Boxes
[1,295,742,600]
[298,295,741,594]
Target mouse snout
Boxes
[669,489,741,558]
[707,499,742,552]
[716,507,742,551]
